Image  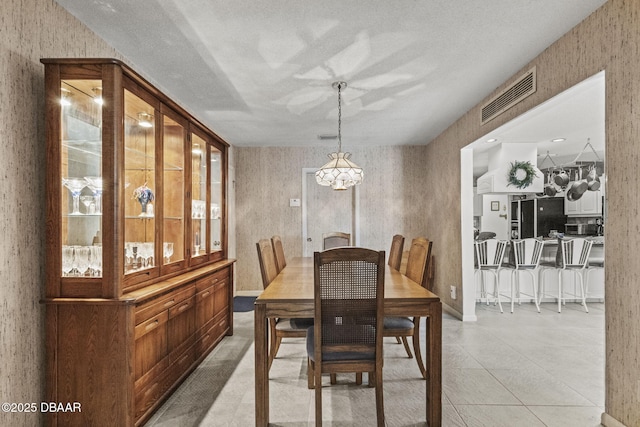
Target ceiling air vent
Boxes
[481,67,536,125]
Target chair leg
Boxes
[374,366,385,427]
[394,336,402,344]
[268,319,279,370]
[307,358,314,389]
[315,369,323,426]
[578,271,589,313]
[557,270,563,313]
[511,270,516,313]
[330,374,337,384]
[355,372,362,385]
[491,271,503,313]
[529,270,541,313]
[411,318,427,379]
[269,335,282,370]
[401,336,413,358]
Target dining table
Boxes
[254,256,442,426]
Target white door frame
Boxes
[460,148,478,321]
[301,168,360,257]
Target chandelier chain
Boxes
[337,83,342,152]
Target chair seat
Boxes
[383,316,414,330]
[275,317,314,331]
[306,327,375,362]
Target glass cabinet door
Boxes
[191,132,207,260]
[60,79,103,278]
[210,145,222,256]
[162,112,186,268]
[124,89,156,275]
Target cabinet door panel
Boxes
[134,311,168,380]
[167,295,196,355]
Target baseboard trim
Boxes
[442,303,474,321]
[602,412,627,427]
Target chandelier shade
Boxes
[315,81,363,190]
[315,152,364,190]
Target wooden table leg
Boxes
[425,302,442,426]
[255,303,269,426]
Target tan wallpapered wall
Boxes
[0,1,122,426]
[423,0,639,424]
[234,145,429,292]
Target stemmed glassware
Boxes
[80,196,95,214]
[90,245,102,276]
[163,242,174,264]
[62,246,75,276]
[62,178,87,215]
[84,176,103,214]
[74,246,91,276]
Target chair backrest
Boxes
[560,238,593,269]
[322,232,351,250]
[388,234,405,271]
[256,239,279,288]
[512,238,544,269]
[474,239,508,269]
[313,247,385,362]
[271,235,286,273]
[405,237,432,288]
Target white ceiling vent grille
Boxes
[481,67,536,125]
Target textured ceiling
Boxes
[55,0,607,148]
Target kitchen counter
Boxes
[540,235,604,245]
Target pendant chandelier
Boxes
[315,81,363,190]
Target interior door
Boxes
[303,171,354,256]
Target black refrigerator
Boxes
[519,198,566,238]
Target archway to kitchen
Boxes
[460,71,606,321]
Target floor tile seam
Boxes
[486,367,601,408]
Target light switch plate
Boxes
[289,198,301,207]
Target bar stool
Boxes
[505,239,544,313]
[474,239,508,313]
[539,238,593,313]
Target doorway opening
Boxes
[301,168,360,257]
[460,71,606,321]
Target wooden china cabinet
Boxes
[41,58,235,426]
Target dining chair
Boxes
[383,237,432,379]
[322,232,351,250]
[388,234,405,271]
[504,238,544,313]
[271,235,287,273]
[474,239,508,313]
[256,239,313,370]
[306,247,385,426]
[539,237,593,313]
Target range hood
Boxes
[476,143,543,194]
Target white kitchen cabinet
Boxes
[564,187,602,216]
[473,187,483,216]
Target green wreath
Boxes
[507,160,538,189]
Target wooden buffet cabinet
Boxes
[41,58,235,426]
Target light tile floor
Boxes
[145,301,604,426]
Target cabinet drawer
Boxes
[135,366,171,421]
[195,267,229,292]
[135,311,168,340]
[134,311,169,381]
[167,344,196,383]
[168,295,195,320]
[197,324,217,355]
[136,284,196,324]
